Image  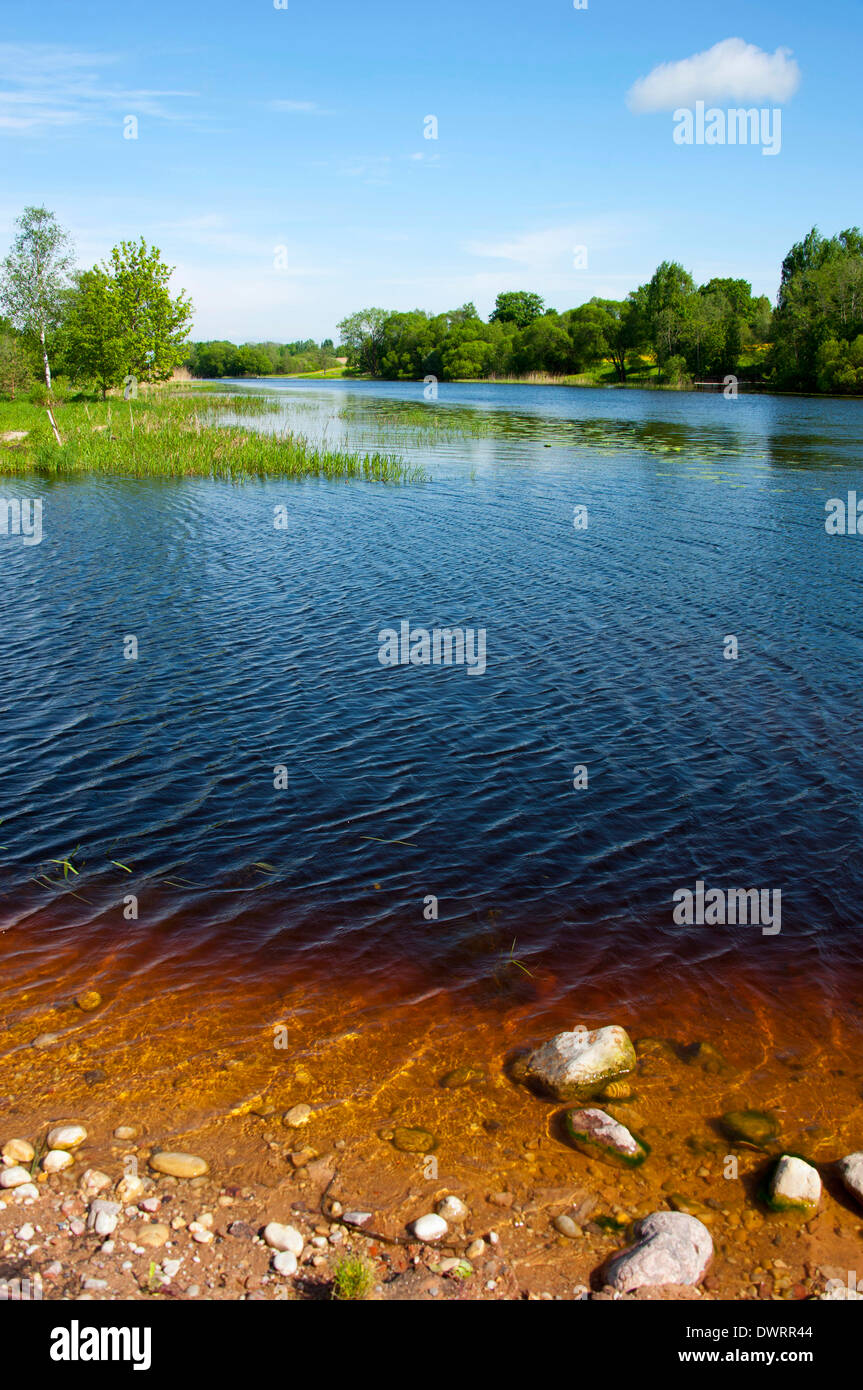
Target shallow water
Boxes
[2,380,863,1177]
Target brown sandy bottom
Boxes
[1,937,862,1302]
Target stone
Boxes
[0,1165,33,1188]
[720,1109,779,1149]
[563,1107,649,1168]
[88,1199,121,1236]
[283,1104,312,1128]
[134,1223,171,1248]
[116,1175,146,1202]
[149,1152,208,1179]
[768,1156,821,1214]
[12,1182,39,1200]
[79,1170,112,1198]
[263,1222,304,1255]
[525,1026,636,1101]
[391,1126,437,1154]
[272,1250,298,1276]
[342,1211,372,1227]
[114,1126,139,1141]
[75,990,102,1012]
[436,1195,468,1223]
[2,1139,35,1164]
[466,1238,485,1260]
[32,1033,61,1048]
[553,1214,580,1238]
[411,1213,448,1241]
[605,1211,713,1292]
[47,1124,87,1150]
[440,1066,486,1088]
[836,1152,863,1208]
[42,1149,74,1173]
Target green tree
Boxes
[106,238,193,384]
[337,308,389,375]
[489,290,545,328]
[0,206,75,392]
[0,330,35,398]
[64,268,127,397]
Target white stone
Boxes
[837,1152,863,1208]
[116,1175,146,1202]
[16,1223,35,1241]
[411,1213,448,1242]
[284,1104,312,1128]
[47,1124,87,1151]
[342,1210,372,1227]
[436,1195,468,1223]
[88,1200,121,1237]
[263,1221,304,1255]
[273,1250,298,1276]
[42,1149,74,1173]
[526,1025,636,1100]
[769,1155,820,1212]
[605,1211,713,1292]
[79,1169,112,1198]
[0,1165,32,1188]
[2,1139,35,1165]
[12,1183,39,1200]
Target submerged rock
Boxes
[681,1041,735,1077]
[411,1213,447,1241]
[75,990,102,1013]
[149,1151,209,1179]
[440,1065,486,1089]
[436,1195,468,1222]
[604,1211,713,1292]
[390,1126,437,1154]
[526,1025,636,1101]
[563,1107,649,1168]
[2,1139,35,1165]
[634,1037,678,1062]
[767,1155,821,1213]
[720,1109,779,1149]
[836,1152,863,1208]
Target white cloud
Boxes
[464,222,632,271]
[627,38,801,113]
[0,42,197,134]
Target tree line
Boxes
[2,208,862,399]
[336,228,863,393]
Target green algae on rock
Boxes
[390,1126,437,1153]
[720,1109,779,1148]
[766,1155,821,1214]
[562,1106,650,1168]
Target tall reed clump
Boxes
[0,391,426,483]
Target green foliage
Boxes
[769,226,863,391]
[331,1255,376,1301]
[0,206,75,391]
[105,238,193,384]
[490,290,546,327]
[0,330,36,398]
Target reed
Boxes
[0,391,426,483]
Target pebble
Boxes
[88,1200,121,1237]
[189,1222,214,1244]
[342,1211,372,1227]
[135,1223,171,1248]
[114,1125,139,1141]
[437,1196,468,1223]
[162,1259,182,1278]
[2,1139,35,1164]
[836,1152,863,1208]
[263,1221,304,1255]
[16,1223,35,1241]
[768,1156,821,1213]
[79,1169,112,1197]
[0,1165,33,1188]
[553,1214,580,1238]
[563,1107,649,1168]
[283,1104,312,1128]
[47,1124,88,1151]
[390,1126,437,1153]
[75,990,102,1012]
[466,1238,486,1260]
[32,1033,60,1048]
[42,1149,74,1174]
[412,1213,448,1241]
[116,1175,146,1202]
[149,1152,209,1179]
[273,1250,298,1276]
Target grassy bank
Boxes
[0,390,424,483]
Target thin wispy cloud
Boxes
[266,99,335,115]
[0,42,196,132]
[464,222,632,271]
[627,38,801,113]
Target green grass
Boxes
[0,389,425,483]
[331,1254,376,1301]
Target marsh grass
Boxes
[331,1254,376,1301]
[0,390,425,483]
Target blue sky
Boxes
[1,0,859,342]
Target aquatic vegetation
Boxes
[0,391,425,483]
[331,1254,376,1301]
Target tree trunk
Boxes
[40,325,51,392]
